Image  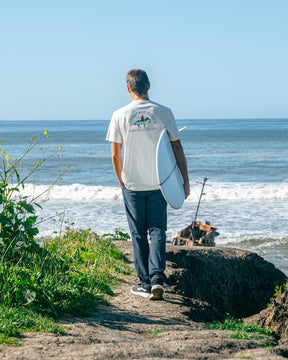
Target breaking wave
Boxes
[20,181,288,203]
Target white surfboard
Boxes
[156,129,185,209]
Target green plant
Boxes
[103,227,130,241]
[274,285,283,297]
[0,305,65,345]
[0,132,68,264]
[43,228,133,314]
[147,329,164,338]
[0,229,133,345]
[0,134,133,345]
[0,229,133,314]
[204,314,271,340]
[231,331,264,340]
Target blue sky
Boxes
[0,0,287,120]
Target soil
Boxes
[249,289,288,344]
[165,245,287,321]
[0,241,287,360]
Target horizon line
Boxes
[1,117,288,121]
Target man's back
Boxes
[106,99,179,191]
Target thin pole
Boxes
[192,177,207,227]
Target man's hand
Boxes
[184,179,190,199]
[171,140,190,200]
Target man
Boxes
[106,69,190,300]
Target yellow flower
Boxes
[13,158,17,161]
[44,130,48,135]
[66,166,69,169]
[57,145,62,150]
[57,169,60,172]
[1,150,5,154]
[7,163,11,167]
[40,147,43,150]
[6,155,10,160]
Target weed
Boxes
[274,285,283,297]
[0,334,21,346]
[0,132,68,264]
[259,344,274,348]
[0,304,65,346]
[147,329,164,338]
[231,331,264,340]
[0,229,133,344]
[204,314,271,341]
[0,134,133,345]
[103,227,130,241]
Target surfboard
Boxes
[156,129,185,209]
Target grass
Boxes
[147,329,165,338]
[0,134,134,345]
[204,315,271,340]
[0,305,65,345]
[0,228,133,345]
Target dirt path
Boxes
[0,242,287,360]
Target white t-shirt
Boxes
[106,100,180,191]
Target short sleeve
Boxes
[106,113,123,143]
[166,109,180,141]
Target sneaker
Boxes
[150,276,165,300]
[131,284,151,298]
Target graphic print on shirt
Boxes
[128,110,157,131]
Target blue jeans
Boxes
[122,188,167,288]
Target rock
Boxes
[165,245,287,322]
[249,288,288,344]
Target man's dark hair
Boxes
[126,69,150,96]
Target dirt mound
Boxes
[165,245,287,322]
[250,288,288,344]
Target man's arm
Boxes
[171,140,190,199]
[111,142,124,188]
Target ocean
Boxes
[1,119,288,275]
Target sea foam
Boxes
[22,183,123,202]
[21,181,288,203]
